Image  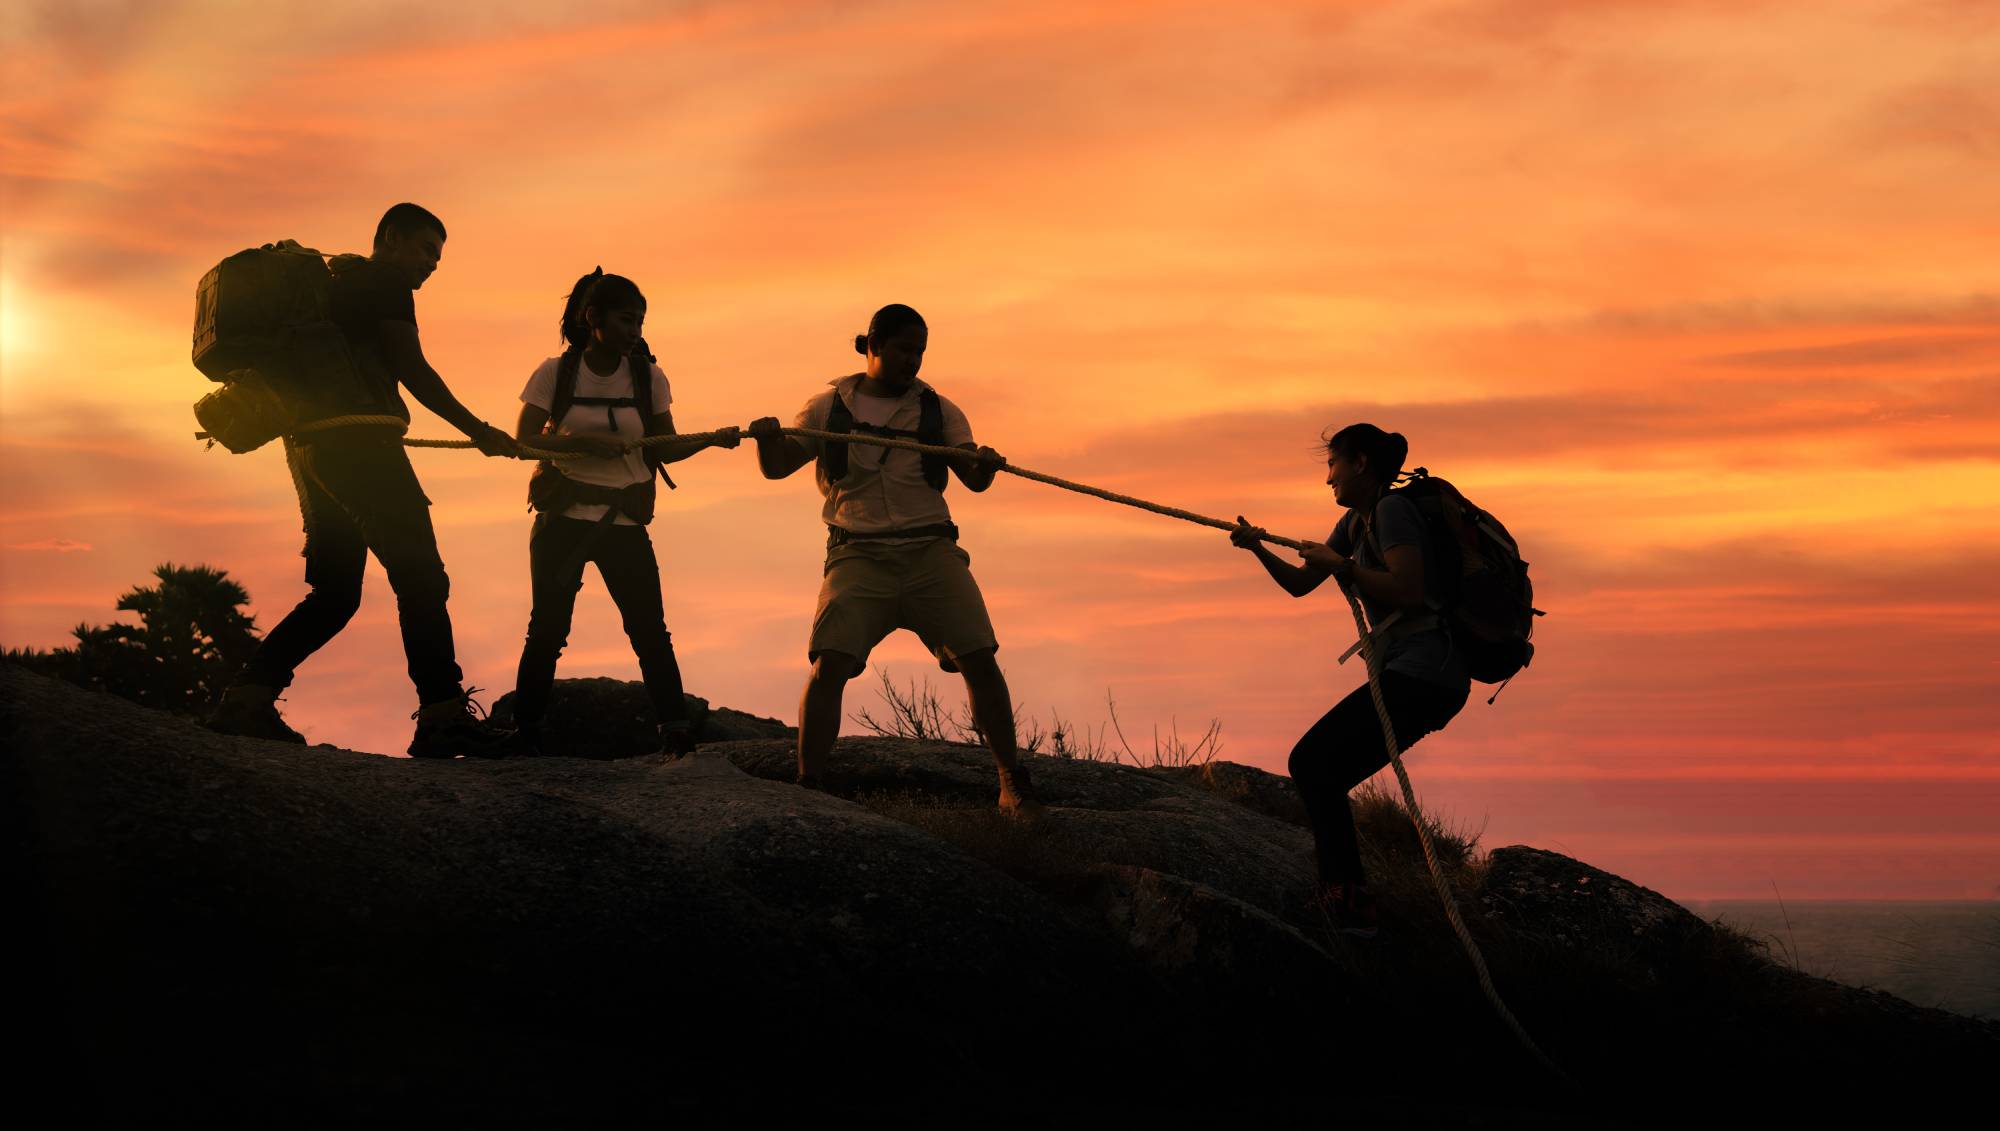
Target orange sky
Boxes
[4,0,1996,899]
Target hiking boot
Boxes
[1311,882,1381,940]
[206,685,306,745]
[658,721,696,759]
[997,762,1045,818]
[407,689,512,760]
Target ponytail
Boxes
[854,303,927,355]
[1323,423,1408,485]
[558,268,647,350]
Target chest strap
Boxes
[821,387,949,491]
[563,395,636,431]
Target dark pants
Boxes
[511,513,687,727]
[1289,671,1469,886]
[239,435,464,706]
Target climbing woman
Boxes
[1229,424,1470,937]
[508,269,738,756]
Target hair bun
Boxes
[854,333,870,356]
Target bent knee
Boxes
[809,651,862,685]
[1288,741,1335,786]
[304,580,364,622]
[950,646,999,676]
[1287,745,1312,783]
[623,620,672,650]
[522,627,571,655]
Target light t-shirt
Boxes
[1329,495,1469,690]
[790,374,975,536]
[519,355,673,525]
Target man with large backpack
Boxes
[206,203,521,757]
[747,304,1042,814]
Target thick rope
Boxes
[1338,584,1572,1084]
[780,426,1320,551]
[288,417,1319,551]
[288,415,747,465]
[275,412,1567,1077]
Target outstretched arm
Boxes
[948,443,1005,492]
[1341,542,1426,609]
[644,411,741,465]
[748,417,813,479]
[1231,517,1332,597]
[381,321,518,457]
[513,404,624,456]
[1295,541,1424,609]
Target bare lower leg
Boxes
[955,650,1019,771]
[956,649,1041,814]
[797,652,857,784]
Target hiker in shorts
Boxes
[1229,424,1471,937]
[208,203,522,757]
[506,269,740,757]
[747,304,1042,814]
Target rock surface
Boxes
[1481,846,1714,978]
[7,666,1992,1125]
[488,676,796,756]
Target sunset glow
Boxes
[4,0,1996,899]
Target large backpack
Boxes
[819,386,949,491]
[1385,470,1542,686]
[189,240,371,452]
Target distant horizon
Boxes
[5,1,1996,903]
[1687,897,2000,905]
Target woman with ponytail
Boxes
[508,269,738,756]
[1229,423,1470,937]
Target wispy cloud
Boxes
[5,0,1999,899]
[1702,333,2000,370]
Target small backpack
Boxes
[1386,469,1543,686]
[526,339,675,519]
[819,386,949,491]
[189,240,369,452]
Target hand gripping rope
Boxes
[277,413,1571,1082]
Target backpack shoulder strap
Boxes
[629,342,677,490]
[821,387,855,481]
[917,387,947,491]
[549,348,584,426]
[630,339,656,421]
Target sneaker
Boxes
[658,721,696,759]
[206,685,306,745]
[501,720,547,758]
[1311,882,1381,940]
[407,689,512,760]
[997,762,1045,818]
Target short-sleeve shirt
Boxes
[325,257,415,421]
[1330,494,1469,690]
[520,355,674,526]
[790,374,974,536]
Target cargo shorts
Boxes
[809,537,998,671]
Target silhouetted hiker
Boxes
[747,304,1041,814]
[1230,424,1470,937]
[207,203,521,756]
[506,270,740,757]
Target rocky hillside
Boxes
[6,668,1991,1126]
